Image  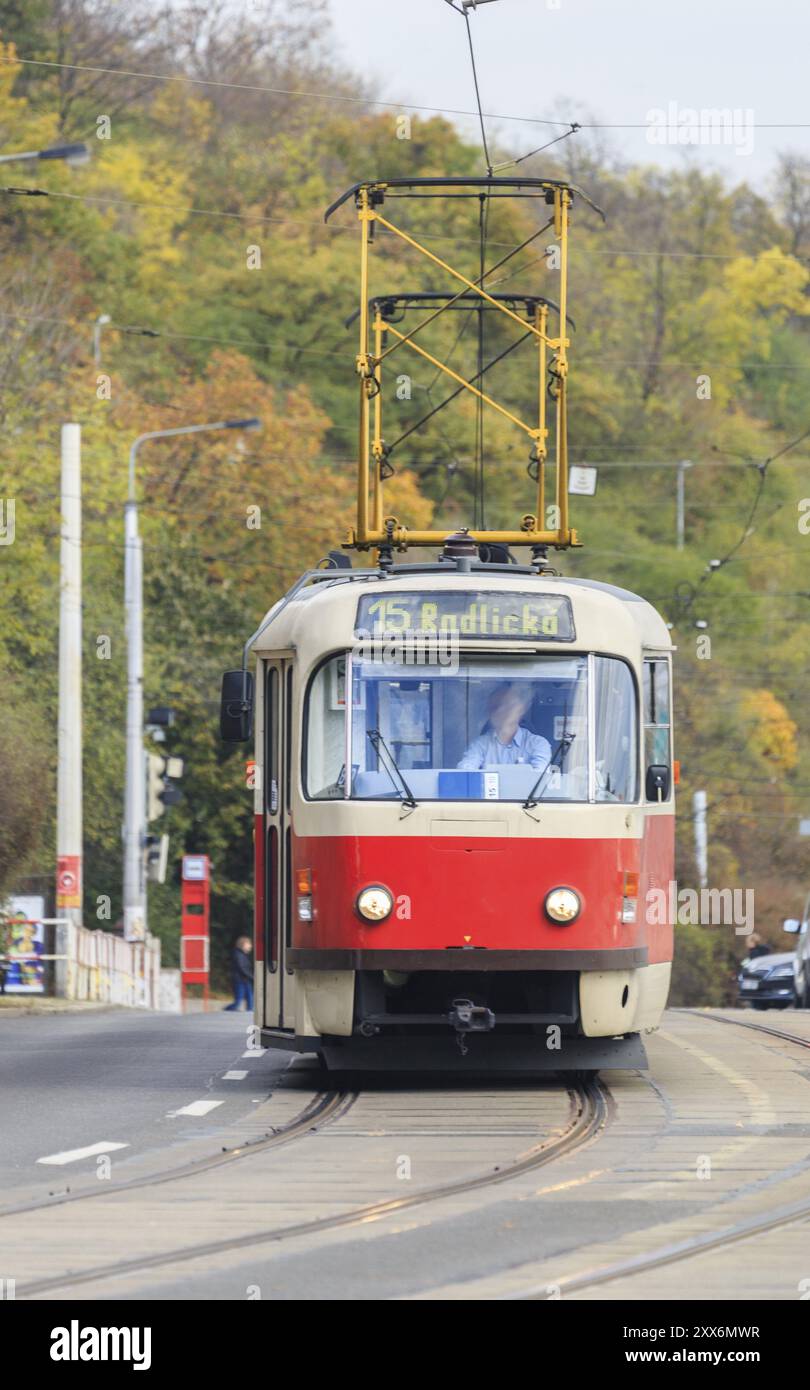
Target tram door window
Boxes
[264,666,278,974]
[643,658,672,799]
[264,658,295,1031]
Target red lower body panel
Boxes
[290,816,674,965]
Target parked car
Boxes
[737,950,797,1009]
[784,899,810,1008]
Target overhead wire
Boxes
[11,54,810,133]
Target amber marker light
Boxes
[297,867,313,922]
[621,871,639,924]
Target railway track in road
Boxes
[510,1011,810,1300]
[0,1088,357,1220]
[18,1078,609,1297]
[684,1009,810,1052]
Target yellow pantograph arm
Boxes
[373,211,545,351]
[383,322,540,440]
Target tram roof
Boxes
[248,565,672,660]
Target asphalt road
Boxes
[0,1008,295,1193]
[2,1007,810,1301]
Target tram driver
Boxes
[457,684,551,771]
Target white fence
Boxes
[55,922,161,1008]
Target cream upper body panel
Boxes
[251,571,672,674]
[250,571,673,836]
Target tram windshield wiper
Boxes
[522,731,577,811]
[367,729,418,809]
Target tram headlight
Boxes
[356,885,394,923]
[544,887,581,924]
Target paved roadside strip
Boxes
[0,998,121,1016]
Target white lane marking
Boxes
[242,1049,265,1058]
[37,1141,129,1167]
[223,1070,248,1080]
[166,1100,224,1118]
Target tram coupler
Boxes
[449,998,495,1035]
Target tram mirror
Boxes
[645,764,670,802]
[220,669,254,742]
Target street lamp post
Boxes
[676,459,692,550]
[93,313,111,366]
[123,419,261,942]
[0,142,89,167]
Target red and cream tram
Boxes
[220,543,675,1071]
[219,175,674,1070]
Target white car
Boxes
[784,899,810,1008]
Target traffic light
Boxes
[145,832,170,884]
[146,753,184,821]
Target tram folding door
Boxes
[262,658,296,1032]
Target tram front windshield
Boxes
[306,654,637,803]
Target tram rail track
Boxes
[18,1078,609,1298]
[0,1088,357,1221]
[510,1010,810,1300]
[682,1008,810,1052]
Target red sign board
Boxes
[181,854,210,992]
[56,854,82,909]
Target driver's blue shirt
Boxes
[458,725,551,771]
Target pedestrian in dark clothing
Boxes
[745,933,771,961]
[225,936,254,1011]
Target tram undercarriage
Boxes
[259,963,670,1071]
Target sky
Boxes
[326,0,809,191]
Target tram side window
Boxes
[643,658,671,796]
[305,655,348,799]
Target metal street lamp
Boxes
[0,142,90,167]
[93,313,111,366]
[123,418,262,942]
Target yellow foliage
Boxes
[83,140,192,281]
[723,248,810,324]
[0,42,59,154]
[383,469,436,532]
[686,248,810,407]
[738,689,798,772]
[149,88,212,147]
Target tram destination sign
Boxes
[355,591,575,641]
